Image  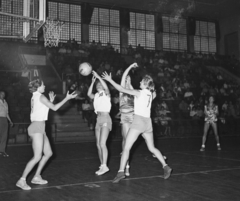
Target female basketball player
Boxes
[119,63,137,176]
[102,72,172,183]
[16,79,77,190]
[87,71,112,176]
[200,96,221,151]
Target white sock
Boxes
[163,164,168,168]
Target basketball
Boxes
[79,62,92,76]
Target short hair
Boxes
[142,75,155,92]
[209,95,215,101]
[28,79,43,93]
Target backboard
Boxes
[0,0,46,42]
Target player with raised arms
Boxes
[16,79,77,190]
[87,71,112,176]
[117,63,138,176]
[102,71,172,183]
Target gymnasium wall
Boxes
[218,14,240,59]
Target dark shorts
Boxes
[130,114,153,133]
[28,121,46,135]
[120,112,134,124]
[96,113,112,131]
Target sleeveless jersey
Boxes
[119,93,134,114]
[134,89,152,118]
[30,91,49,121]
[93,90,111,113]
[204,104,218,123]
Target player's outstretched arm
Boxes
[87,76,96,99]
[92,71,110,96]
[40,91,77,111]
[120,62,138,87]
[102,72,140,97]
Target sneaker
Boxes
[217,145,221,151]
[97,166,109,176]
[125,167,130,177]
[31,175,48,185]
[95,165,102,175]
[163,165,172,179]
[112,172,125,183]
[16,179,31,190]
[200,147,205,152]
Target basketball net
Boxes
[43,18,64,47]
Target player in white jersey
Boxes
[88,71,112,176]
[102,72,172,183]
[16,79,77,190]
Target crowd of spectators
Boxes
[45,39,240,133]
[1,39,240,135]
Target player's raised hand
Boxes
[49,91,56,103]
[91,75,96,83]
[66,91,78,100]
[92,71,100,79]
[101,72,112,81]
[130,62,138,68]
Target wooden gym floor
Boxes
[1,135,240,201]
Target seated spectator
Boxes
[196,106,204,118]
[154,105,171,127]
[179,99,189,114]
[190,106,197,118]
[183,79,190,89]
[106,42,113,50]
[97,41,103,49]
[227,101,239,118]
[217,73,223,80]
[222,101,228,112]
[184,89,193,102]
[161,101,168,110]
[82,98,95,127]
[219,86,226,96]
[166,90,174,100]
[188,101,195,111]
[91,40,97,47]
[127,44,133,55]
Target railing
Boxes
[8,118,240,144]
[9,122,57,144]
[111,118,240,139]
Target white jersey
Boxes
[134,89,152,118]
[93,90,111,114]
[30,91,49,121]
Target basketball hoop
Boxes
[43,18,64,47]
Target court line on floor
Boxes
[4,150,239,167]
[174,152,240,162]
[1,166,240,194]
[1,154,149,166]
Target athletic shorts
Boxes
[95,113,112,131]
[130,114,153,133]
[120,112,134,124]
[28,121,46,135]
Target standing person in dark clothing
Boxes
[0,91,13,157]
